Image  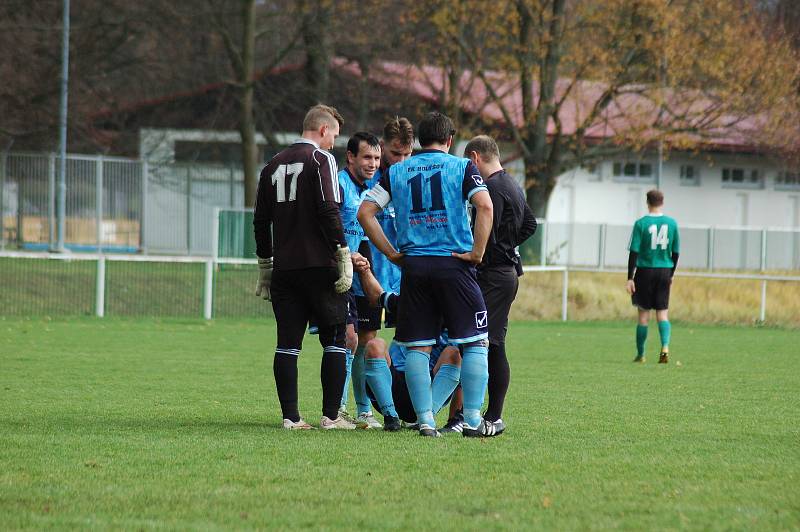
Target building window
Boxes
[776,171,800,190]
[613,160,655,181]
[722,167,763,189]
[680,164,699,186]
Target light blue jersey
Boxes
[338,168,369,296]
[389,330,454,372]
[367,169,401,293]
[369,149,486,256]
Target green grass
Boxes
[1,318,798,530]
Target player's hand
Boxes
[351,252,370,273]
[256,257,273,300]
[452,250,483,265]
[334,245,353,293]
[388,251,404,266]
[626,279,636,295]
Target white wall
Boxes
[543,152,800,230]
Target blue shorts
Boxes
[395,256,488,346]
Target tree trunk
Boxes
[239,0,258,208]
[301,0,331,104]
[524,161,552,218]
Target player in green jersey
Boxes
[626,189,680,364]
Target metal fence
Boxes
[1,151,244,256]
[2,251,798,324]
[3,151,800,269]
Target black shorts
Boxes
[271,267,347,350]
[346,290,358,328]
[632,267,672,311]
[477,265,519,345]
[396,256,488,346]
[355,295,382,332]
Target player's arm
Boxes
[670,224,680,279]
[517,195,538,244]
[313,149,352,293]
[626,221,641,295]
[454,162,492,264]
[357,264,384,307]
[253,164,274,300]
[626,251,638,294]
[359,180,403,265]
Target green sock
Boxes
[636,325,648,356]
[658,320,671,350]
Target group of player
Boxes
[253,104,536,437]
[252,103,680,438]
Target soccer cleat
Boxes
[462,418,502,438]
[320,416,357,430]
[401,421,419,431]
[418,424,441,438]
[355,412,382,429]
[659,350,669,364]
[633,354,646,363]
[488,418,506,435]
[439,415,464,434]
[383,415,402,432]
[283,418,314,430]
[337,407,358,425]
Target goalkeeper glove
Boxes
[255,257,273,300]
[334,245,353,294]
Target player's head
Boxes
[346,131,381,184]
[463,135,500,176]
[302,104,344,150]
[646,189,664,207]
[417,111,455,150]
[380,116,414,168]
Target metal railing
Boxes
[2,251,798,324]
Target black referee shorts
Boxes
[632,267,672,311]
[477,264,519,346]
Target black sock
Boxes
[484,342,510,422]
[320,351,346,420]
[273,353,299,422]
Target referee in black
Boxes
[464,135,537,435]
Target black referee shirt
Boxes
[478,169,537,270]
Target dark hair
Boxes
[383,116,414,146]
[463,135,500,161]
[303,104,344,131]
[417,111,455,147]
[347,131,380,156]
[646,189,664,207]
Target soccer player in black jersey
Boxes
[253,104,356,430]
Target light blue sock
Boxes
[404,349,435,427]
[365,358,398,418]
[340,350,353,409]
[431,363,461,415]
[461,344,489,428]
[351,346,370,415]
[658,320,671,349]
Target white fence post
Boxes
[561,268,569,322]
[203,259,214,320]
[760,229,767,272]
[540,220,548,266]
[95,256,106,318]
[48,153,56,247]
[708,227,715,271]
[759,280,767,322]
[598,224,607,270]
[141,160,148,254]
[96,156,103,253]
[212,207,220,261]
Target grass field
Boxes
[1,317,798,530]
